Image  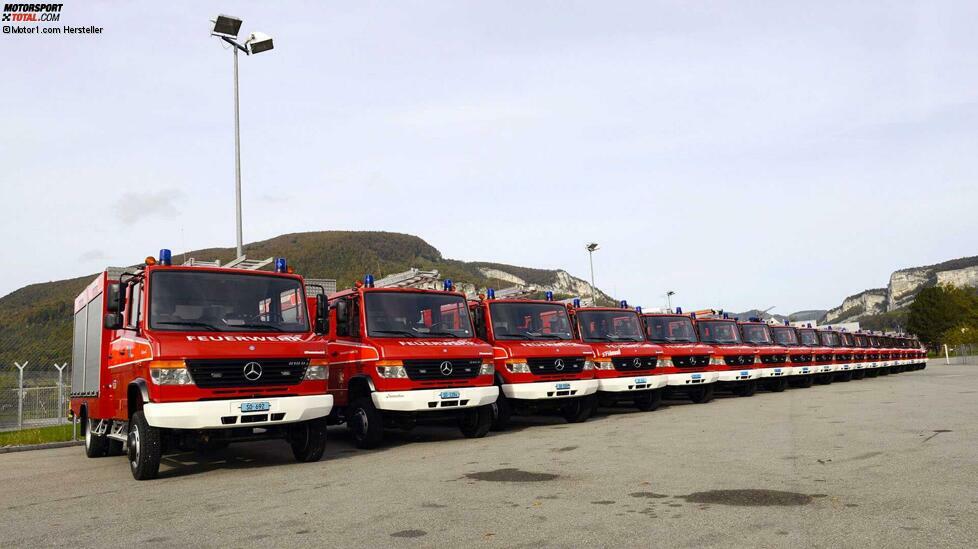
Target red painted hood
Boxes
[709,343,756,355]
[356,337,494,361]
[492,340,594,360]
[146,331,323,360]
[659,342,714,356]
[586,341,663,359]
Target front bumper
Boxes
[666,371,720,386]
[597,374,668,393]
[502,379,599,400]
[372,386,499,412]
[788,365,814,376]
[756,366,789,378]
[717,369,762,382]
[143,394,333,430]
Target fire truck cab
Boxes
[770,324,816,388]
[642,308,719,403]
[796,326,834,384]
[694,313,761,396]
[738,319,790,392]
[321,277,498,448]
[470,291,597,430]
[569,301,667,412]
[817,328,852,382]
[69,251,333,480]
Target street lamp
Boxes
[666,290,675,310]
[211,15,275,258]
[586,243,599,306]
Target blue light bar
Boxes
[444,279,453,291]
[274,258,287,273]
[545,291,554,301]
[159,249,172,266]
[364,274,374,288]
[675,306,683,314]
[619,300,627,309]
[635,306,642,313]
[573,298,581,308]
[722,312,729,319]
[487,288,495,299]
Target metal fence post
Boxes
[14,361,28,430]
[55,363,68,425]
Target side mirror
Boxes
[335,299,349,336]
[106,282,126,313]
[104,312,124,330]
[315,295,329,334]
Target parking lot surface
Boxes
[2,361,976,548]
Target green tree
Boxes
[907,284,978,348]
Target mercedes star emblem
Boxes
[439,361,454,376]
[554,358,565,371]
[243,362,263,381]
[632,357,642,368]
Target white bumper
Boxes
[788,364,814,376]
[597,374,668,393]
[756,366,789,378]
[666,371,719,386]
[815,364,834,374]
[372,386,498,412]
[502,379,599,400]
[850,361,865,370]
[143,394,333,430]
[717,369,761,382]
[836,363,852,371]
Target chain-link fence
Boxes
[1,362,71,432]
[946,344,977,365]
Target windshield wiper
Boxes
[423,330,463,338]
[232,323,285,332]
[605,334,643,342]
[496,333,532,340]
[370,330,417,338]
[156,321,220,331]
[525,332,567,340]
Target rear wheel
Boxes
[84,416,109,458]
[490,391,513,431]
[127,411,162,481]
[290,417,328,462]
[634,389,662,412]
[563,395,596,423]
[347,397,384,449]
[459,405,492,438]
[689,384,714,403]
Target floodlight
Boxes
[212,14,242,38]
[586,242,599,252]
[247,32,274,54]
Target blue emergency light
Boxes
[487,288,495,299]
[545,291,554,301]
[635,306,642,313]
[573,298,581,307]
[159,249,172,266]
[274,258,287,273]
[675,306,683,314]
[690,312,696,319]
[620,300,628,309]
[364,274,374,287]
[444,279,453,291]
[722,312,729,319]
[784,319,790,326]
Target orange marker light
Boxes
[286,266,295,274]
[145,256,157,266]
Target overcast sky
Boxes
[2,1,976,313]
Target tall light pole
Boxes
[211,15,275,258]
[586,242,599,306]
[666,290,675,310]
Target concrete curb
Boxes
[0,440,84,454]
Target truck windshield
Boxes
[697,320,741,344]
[576,310,645,342]
[644,315,697,343]
[740,324,774,345]
[771,327,799,346]
[819,331,841,347]
[798,329,818,346]
[855,335,868,347]
[149,271,309,333]
[364,291,473,338]
[489,302,574,340]
[841,333,855,346]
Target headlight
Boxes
[505,360,531,374]
[304,360,329,380]
[709,356,725,366]
[149,365,193,386]
[658,358,673,368]
[590,359,613,370]
[479,361,495,375]
[375,360,408,378]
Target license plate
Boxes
[439,391,460,399]
[635,378,647,384]
[691,373,702,380]
[556,383,571,390]
[240,401,270,413]
[774,368,782,373]
[740,371,749,376]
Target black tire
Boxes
[794,375,814,388]
[689,384,715,403]
[459,405,493,438]
[107,438,125,456]
[634,389,662,412]
[737,380,757,397]
[490,391,513,431]
[816,373,833,385]
[127,411,162,481]
[563,394,596,423]
[290,417,328,462]
[84,416,109,458]
[769,378,788,392]
[852,370,866,380]
[347,397,384,449]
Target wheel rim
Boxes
[84,418,92,449]
[128,426,140,469]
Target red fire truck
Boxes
[320,277,498,448]
[738,319,790,392]
[642,308,719,403]
[849,332,869,380]
[796,325,834,384]
[769,324,816,388]
[469,290,597,429]
[815,328,851,382]
[693,313,762,396]
[69,251,333,480]
[568,301,667,412]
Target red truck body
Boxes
[321,282,498,447]
[642,312,719,403]
[568,305,667,412]
[469,295,597,429]
[693,316,762,397]
[70,254,333,480]
[770,324,817,388]
[796,327,835,384]
[738,320,791,392]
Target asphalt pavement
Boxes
[1,360,975,548]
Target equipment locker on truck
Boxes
[69,251,333,480]
[322,277,498,448]
[569,301,667,412]
[470,290,597,430]
[642,308,719,403]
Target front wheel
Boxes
[490,391,513,431]
[689,384,715,403]
[634,389,662,412]
[290,417,328,462]
[84,416,108,458]
[562,394,596,423]
[737,380,757,397]
[459,406,492,438]
[347,397,384,449]
[769,378,788,392]
[128,411,162,481]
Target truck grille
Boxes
[836,354,852,361]
[527,356,585,375]
[402,358,482,381]
[815,353,833,362]
[187,358,309,389]
[673,355,710,368]
[611,356,658,371]
[760,354,787,365]
[791,354,812,363]
[724,355,754,366]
